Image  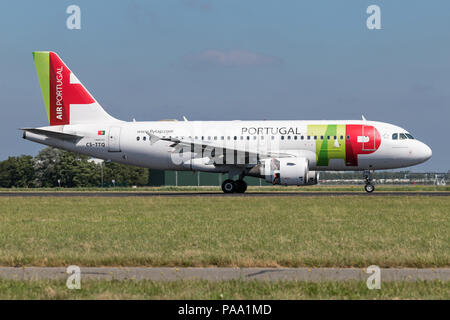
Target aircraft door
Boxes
[108,127,121,152]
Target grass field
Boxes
[0,279,447,299]
[0,185,449,192]
[0,196,448,268]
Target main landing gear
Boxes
[221,179,248,193]
[363,170,375,193]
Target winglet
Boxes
[362,115,367,121]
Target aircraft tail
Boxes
[32,51,119,126]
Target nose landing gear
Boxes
[364,183,375,193]
[363,170,375,193]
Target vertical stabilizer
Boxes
[32,51,119,126]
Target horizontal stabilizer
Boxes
[20,128,83,141]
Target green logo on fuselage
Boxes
[307,125,346,166]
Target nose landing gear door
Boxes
[108,127,121,152]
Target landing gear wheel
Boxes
[222,179,235,193]
[364,184,375,193]
[234,180,247,193]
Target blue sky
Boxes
[0,0,449,171]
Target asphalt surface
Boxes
[0,191,449,197]
[0,267,448,281]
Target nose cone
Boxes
[424,144,432,160]
[416,142,432,163]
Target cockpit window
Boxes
[393,132,415,140]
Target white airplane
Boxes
[22,52,432,193]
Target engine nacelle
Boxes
[261,157,318,186]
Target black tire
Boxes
[221,179,235,193]
[234,180,247,193]
[364,184,375,193]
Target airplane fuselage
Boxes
[24,119,432,173]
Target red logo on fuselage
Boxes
[345,125,381,166]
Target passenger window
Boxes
[320,136,323,140]
[301,136,304,140]
[281,136,285,140]
[234,136,237,140]
[136,136,140,141]
[314,136,317,140]
[307,136,310,140]
[287,136,291,140]
[400,133,407,140]
[294,136,297,140]
[340,135,343,140]
[143,136,146,141]
[247,136,250,140]
[346,135,350,140]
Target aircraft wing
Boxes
[145,131,294,165]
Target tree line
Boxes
[0,147,148,188]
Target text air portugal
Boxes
[49,52,94,125]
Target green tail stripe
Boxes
[32,51,50,123]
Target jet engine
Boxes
[261,157,318,186]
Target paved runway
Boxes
[0,267,448,281]
[0,191,449,197]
